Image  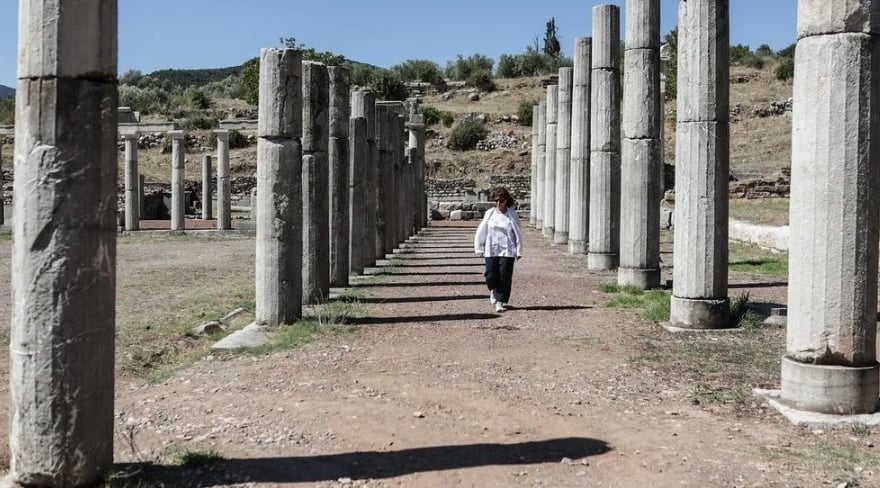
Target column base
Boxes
[780,356,880,415]
[669,295,730,329]
[536,219,543,230]
[588,252,618,270]
[542,226,554,238]
[618,267,661,290]
[553,231,569,245]
[568,239,588,255]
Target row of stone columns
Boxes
[120,130,232,232]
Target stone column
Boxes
[619,0,662,289]
[554,67,573,245]
[588,4,622,270]
[214,129,232,230]
[329,66,351,287]
[201,155,213,220]
[393,115,407,247]
[375,105,394,257]
[779,0,880,414]
[349,116,368,275]
[351,90,377,268]
[123,133,140,230]
[255,48,303,325]
[302,61,330,304]
[407,114,427,232]
[138,174,145,220]
[0,143,4,226]
[529,106,539,227]
[542,85,558,239]
[569,37,592,255]
[669,0,730,328]
[10,0,117,484]
[535,101,547,230]
[169,130,186,232]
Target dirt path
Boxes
[0,224,875,487]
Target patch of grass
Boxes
[248,321,321,356]
[729,258,788,277]
[0,232,11,241]
[691,383,747,406]
[604,287,672,323]
[176,449,223,466]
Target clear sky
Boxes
[0,0,797,87]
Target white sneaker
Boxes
[495,302,506,313]
[489,294,497,305]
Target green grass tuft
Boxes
[605,287,671,323]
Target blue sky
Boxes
[0,0,796,87]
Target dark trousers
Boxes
[484,256,516,303]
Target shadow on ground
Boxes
[348,312,501,325]
[114,438,612,486]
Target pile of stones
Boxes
[753,98,793,117]
[475,131,520,151]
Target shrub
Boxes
[181,115,218,131]
[391,59,445,85]
[0,96,14,125]
[441,112,454,128]
[467,69,495,92]
[370,71,408,101]
[421,106,442,126]
[447,118,488,151]
[740,53,765,70]
[516,99,537,126]
[775,57,794,81]
[188,88,212,110]
[755,44,774,57]
[446,54,494,81]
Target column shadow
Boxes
[114,438,611,486]
[352,294,488,304]
[353,281,486,288]
[348,312,500,325]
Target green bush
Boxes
[370,71,408,101]
[446,54,494,81]
[467,69,495,92]
[422,106,442,125]
[516,99,537,126]
[188,88,212,110]
[741,53,765,70]
[181,115,218,130]
[0,96,14,125]
[441,112,454,128]
[447,118,488,151]
[391,59,445,85]
[775,57,794,81]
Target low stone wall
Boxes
[728,219,789,252]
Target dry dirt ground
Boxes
[0,222,877,487]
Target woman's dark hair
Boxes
[491,187,516,208]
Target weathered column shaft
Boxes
[535,101,547,229]
[349,116,369,275]
[780,0,880,414]
[670,0,730,328]
[351,90,377,268]
[10,0,117,484]
[255,48,303,325]
[619,0,662,289]
[375,105,394,257]
[554,67,573,245]
[214,130,232,230]
[169,130,186,231]
[569,37,592,255]
[0,143,4,226]
[407,114,427,233]
[138,173,145,220]
[329,66,351,287]
[530,106,539,227]
[302,61,330,304]
[124,133,140,230]
[543,85,558,238]
[588,4,621,270]
[201,154,213,220]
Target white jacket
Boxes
[473,207,524,257]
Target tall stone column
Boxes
[214,129,232,230]
[201,154,213,220]
[529,106,539,227]
[569,37,592,255]
[0,143,4,226]
[351,90,377,268]
[169,130,186,232]
[619,0,662,289]
[554,67,573,245]
[407,114,427,232]
[328,66,351,287]
[669,0,730,328]
[542,85,558,239]
[10,0,117,484]
[302,61,330,304]
[393,114,407,246]
[123,133,140,230]
[780,1,880,414]
[535,101,547,230]
[255,48,303,325]
[349,116,369,275]
[588,4,621,270]
[375,104,394,257]
[138,174,145,220]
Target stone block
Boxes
[625,0,661,50]
[622,49,661,140]
[676,0,729,123]
[257,49,302,139]
[590,69,621,152]
[592,4,621,70]
[797,0,880,38]
[302,61,330,152]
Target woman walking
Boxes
[474,187,524,313]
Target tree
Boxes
[663,28,678,101]
[239,57,260,105]
[279,37,346,66]
[543,17,562,58]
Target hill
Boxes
[0,85,14,98]
[147,66,241,87]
